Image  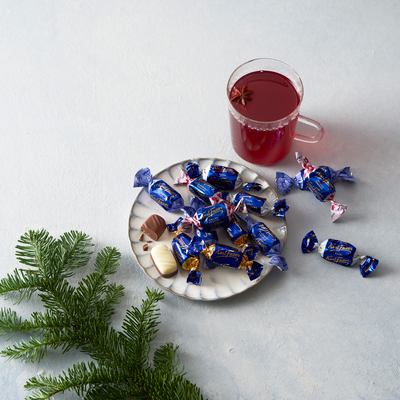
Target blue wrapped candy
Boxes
[239,214,288,272]
[174,162,228,202]
[196,228,218,246]
[201,243,263,281]
[276,152,355,221]
[225,218,286,275]
[167,218,202,285]
[182,196,244,232]
[301,230,378,278]
[231,191,289,218]
[134,168,184,212]
[177,161,262,192]
[205,163,262,191]
[226,218,248,247]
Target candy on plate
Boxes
[134,167,184,212]
[150,244,178,279]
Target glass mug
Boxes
[227,58,324,165]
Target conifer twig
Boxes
[0,229,206,400]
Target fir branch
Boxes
[74,247,123,321]
[78,319,123,364]
[94,246,121,276]
[37,279,76,315]
[153,342,185,377]
[0,308,22,336]
[25,361,124,400]
[15,230,56,271]
[21,310,72,333]
[56,231,94,279]
[0,268,42,303]
[1,335,50,362]
[119,287,165,370]
[0,229,207,400]
[95,282,125,321]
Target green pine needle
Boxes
[0,229,206,400]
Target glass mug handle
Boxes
[294,115,325,143]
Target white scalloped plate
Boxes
[128,158,287,301]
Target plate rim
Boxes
[128,157,287,301]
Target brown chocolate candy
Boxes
[140,214,166,241]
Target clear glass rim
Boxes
[226,58,304,127]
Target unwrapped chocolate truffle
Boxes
[150,244,178,278]
[140,214,166,241]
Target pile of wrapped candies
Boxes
[134,162,289,285]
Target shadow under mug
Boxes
[227,58,324,165]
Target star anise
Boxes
[230,85,253,109]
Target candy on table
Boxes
[134,167,184,212]
[150,244,178,279]
[301,230,378,277]
[275,152,355,221]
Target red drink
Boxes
[229,70,301,165]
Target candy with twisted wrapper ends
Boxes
[174,163,229,202]
[205,163,262,191]
[226,218,248,247]
[181,195,245,232]
[196,228,218,246]
[178,161,262,191]
[167,218,202,285]
[230,191,289,218]
[239,214,288,272]
[201,243,263,281]
[301,230,378,277]
[134,167,184,212]
[225,217,276,272]
[275,152,355,221]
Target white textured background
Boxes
[1,1,399,399]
